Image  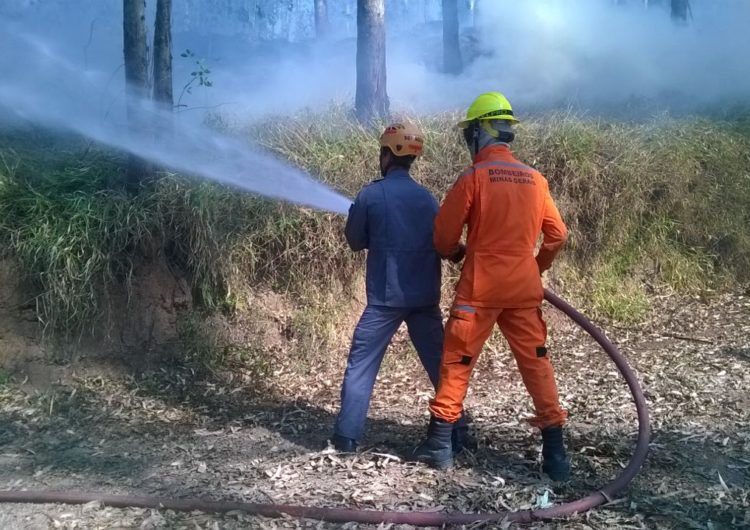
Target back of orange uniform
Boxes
[434,144,567,308]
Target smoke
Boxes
[390,0,750,115]
[0,1,747,211]
[152,0,750,120]
[473,0,750,111]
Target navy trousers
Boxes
[334,304,464,441]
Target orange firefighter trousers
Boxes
[429,304,567,428]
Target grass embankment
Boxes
[0,132,354,346]
[261,109,750,321]
[0,111,748,360]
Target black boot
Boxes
[452,410,477,455]
[413,417,454,469]
[541,426,571,481]
[451,426,477,455]
[332,434,358,453]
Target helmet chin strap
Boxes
[462,122,481,158]
[473,122,481,157]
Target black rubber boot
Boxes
[541,426,571,481]
[451,426,477,455]
[332,434,358,453]
[413,417,454,469]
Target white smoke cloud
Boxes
[0,1,747,211]
[390,0,750,114]
[3,1,747,119]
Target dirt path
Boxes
[0,292,748,529]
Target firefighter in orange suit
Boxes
[413,92,571,480]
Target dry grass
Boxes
[257,109,750,322]
[0,109,748,349]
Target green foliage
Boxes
[152,174,357,308]
[0,149,154,338]
[589,262,651,323]
[519,115,750,288]
[0,137,359,340]
[0,110,748,343]
[177,49,213,109]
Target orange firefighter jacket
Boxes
[434,144,568,308]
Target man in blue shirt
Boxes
[332,122,469,453]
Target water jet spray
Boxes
[0,25,352,215]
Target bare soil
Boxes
[0,290,748,529]
[0,260,45,370]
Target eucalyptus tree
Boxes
[355,0,388,123]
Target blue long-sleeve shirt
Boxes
[345,168,441,308]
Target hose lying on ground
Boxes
[0,289,650,526]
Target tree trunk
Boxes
[671,0,689,21]
[442,0,462,74]
[123,0,150,191]
[152,0,173,154]
[314,0,329,38]
[355,0,388,124]
[153,0,173,109]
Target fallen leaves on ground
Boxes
[0,291,748,529]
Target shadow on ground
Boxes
[0,382,158,485]
[1,361,747,529]
[723,346,750,362]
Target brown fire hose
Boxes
[0,289,650,526]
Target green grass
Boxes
[0,141,358,340]
[0,148,154,338]
[0,109,748,346]
[590,265,651,323]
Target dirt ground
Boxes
[0,290,748,529]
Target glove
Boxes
[448,244,466,264]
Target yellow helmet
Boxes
[458,92,520,128]
[379,122,424,157]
